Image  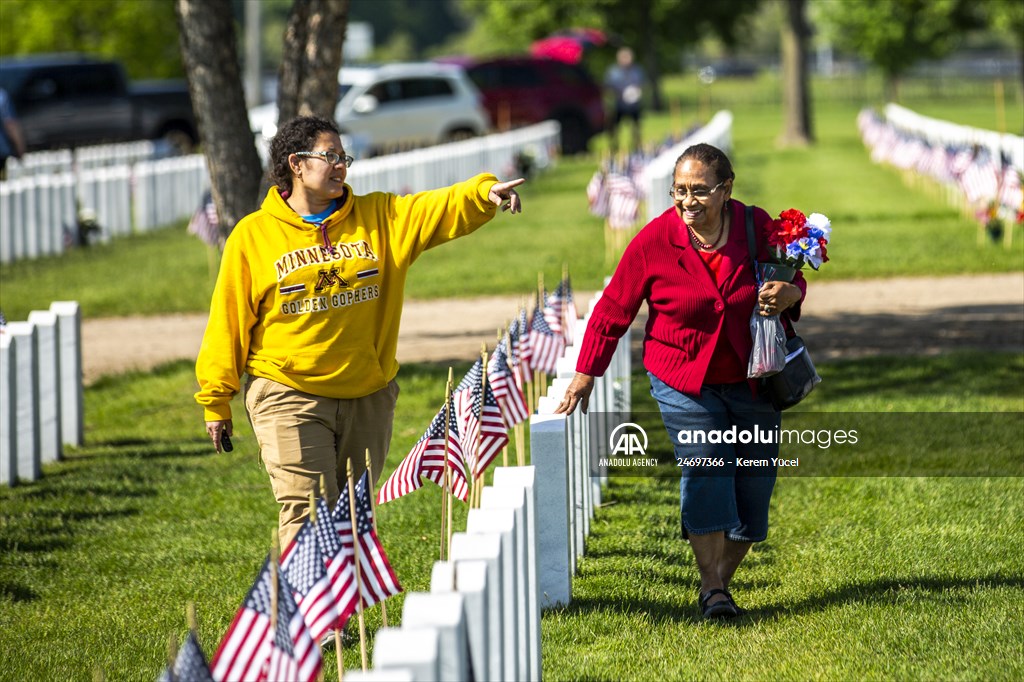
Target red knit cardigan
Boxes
[576,199,808,397]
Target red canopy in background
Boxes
[529,28,608,64]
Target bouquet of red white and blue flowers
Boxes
[748,208,831,379]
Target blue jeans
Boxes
[649,373,781,542]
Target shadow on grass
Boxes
[0,580,39,602]
[554,573,1024,628]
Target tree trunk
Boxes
[640,0,664,112]
[175,0,263,236]
[778,0,814,147]
[278,0,349,123]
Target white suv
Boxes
[250,62,490,158]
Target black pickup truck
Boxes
[0,53,198,153]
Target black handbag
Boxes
[745,205,821,411]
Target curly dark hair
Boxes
[675,143,735,184]
[268,115,340,192]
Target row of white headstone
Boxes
[341,287,632,681]
[1,301,84,486]
[340,121,560,198]
[342,466,541,682]
[0,154,210,263]
[3,140,164,181]
[531,288,632,607]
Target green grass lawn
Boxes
[1,351,1021,680]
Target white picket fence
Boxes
[641,110,734,224]
[350,285,630,681]
[1,301,84,486]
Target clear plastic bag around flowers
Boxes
[748,309,787,378]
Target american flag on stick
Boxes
[488,338,530,426]
[158,631,213,682]
[546,277,579,346]
[454,359,510,479]
[310,495,358,630]
[280,518,342,641]
[336,471,402,609]
[377,398,470,503]
[210,556,320,682]
[511,307,533,380]
[527,304,565,374]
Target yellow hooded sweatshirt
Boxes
[195,173,500,421]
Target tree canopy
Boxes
[0,0,184,79]
[818,0,986,95]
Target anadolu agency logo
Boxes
[600,423,658,468]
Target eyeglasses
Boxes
[669,181,725,201]
[295,151,355,167]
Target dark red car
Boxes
[445,56,606,154]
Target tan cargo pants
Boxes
[245,376,399,549]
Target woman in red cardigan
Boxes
[557,143,806,619]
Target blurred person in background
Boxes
[604,47,645,155]
[195,115,525,547]
[0,88,26,179]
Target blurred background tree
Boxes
[817,0,986,102]
[0,0,184,78]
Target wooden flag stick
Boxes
[364,448,388,628]
[167,632,178,673]
[440,369,454,561]
[476,345,488,496]
[346,460,369,672]
[270,530,279,633]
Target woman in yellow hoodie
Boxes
[195,115,524,546]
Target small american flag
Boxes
[527,304,565,374]
[605,172,640,230]
[999,164,1023,210]
[586,170,609,218]
[210,557,320,682]
[488,339,530,426]
[187,192,222,248]
[157,631,213,682]
[512,307,533,378]
[280,520,341,641]
[546,278,579,346]
[336,472,402,609]
[454,359,510,478]
[377,398,469,504]
[313,496,357,630]
[959,150,1000,204]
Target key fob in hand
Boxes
[220,430,234,452]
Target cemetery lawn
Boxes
[2,90,1023,321]
[1,351,1021,680]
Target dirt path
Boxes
[81,273,1024,384]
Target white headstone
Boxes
[27,311,62,463]
[1,334,17,486]
[480,484,531,680]
[401,592,469,682]
[452,559,490,682]
[492,466,541,682]
[372,627,440,682]
[49,302,83,447]
[5,322,40,481]
[466,506,519,682]
[342,670,414,682]
[430,560,456,593]
[450,532,504,682]
[529,413,572,607]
